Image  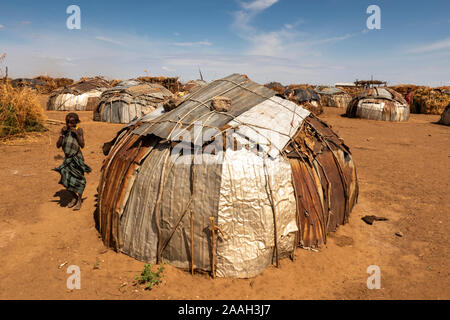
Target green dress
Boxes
[53,131,92,195]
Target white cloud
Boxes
[407,37,450,53]
[241,0,279,11]
[3,18,448,87]
[95,36,125,46]
[172,41,212,47]
[0,24,4,29]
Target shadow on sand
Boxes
[51,189,75,207]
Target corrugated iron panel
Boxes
[132,74,276,142]
[289,158,326,248]
[119,147,223,270]
[286,114,358,248]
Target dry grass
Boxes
[137,76,181,93]
[389,84,425,96]
[0,82,47,138]
[411,87,450,114]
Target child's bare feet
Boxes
[67,196,77,208]
[73,196,82,211]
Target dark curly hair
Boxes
[66,113,81,125]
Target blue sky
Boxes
[0,0,449,86]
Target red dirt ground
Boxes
[0,102,448,300]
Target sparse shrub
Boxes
[136,263,164,290]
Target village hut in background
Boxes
[182,79,207,94]
[264,82,285,95]
[137,76,181,94]
[12,77,74,94]
[96,74,358,278]
[439,104,450,126]
[11,78,47,91]
[410,87,450,115]
[315,86,352,108]
[46,77,111,111]
[94,80,174,124]
[346,87,410,121]
[283,86,324,115]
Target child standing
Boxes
[54,113,91,211]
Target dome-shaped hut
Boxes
[315,86,352,109]
[93,80,173,124]
[264,82,285,95]
[283,87,323,115]
[97,74,358,278]
[439,104,450,126]
[346,87,410,121]
[46,77,111,111]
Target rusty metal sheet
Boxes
[286,114,358,248]
[289,158,326,248]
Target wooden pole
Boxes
[210,217,216,279]
[190,210,194,275]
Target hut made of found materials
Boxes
[97,74,358,278]
[283,87,324,115]
[315,86,352,109]
[46,77,111,111]
[439,104,450,126]
[137,76,181,94]
[346,87,410,121]
[93,80,173,124]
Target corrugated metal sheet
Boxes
[118,146,223,270]
[132,73,277,143]
[285,115,358,248]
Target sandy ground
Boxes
[0,99,448,300]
